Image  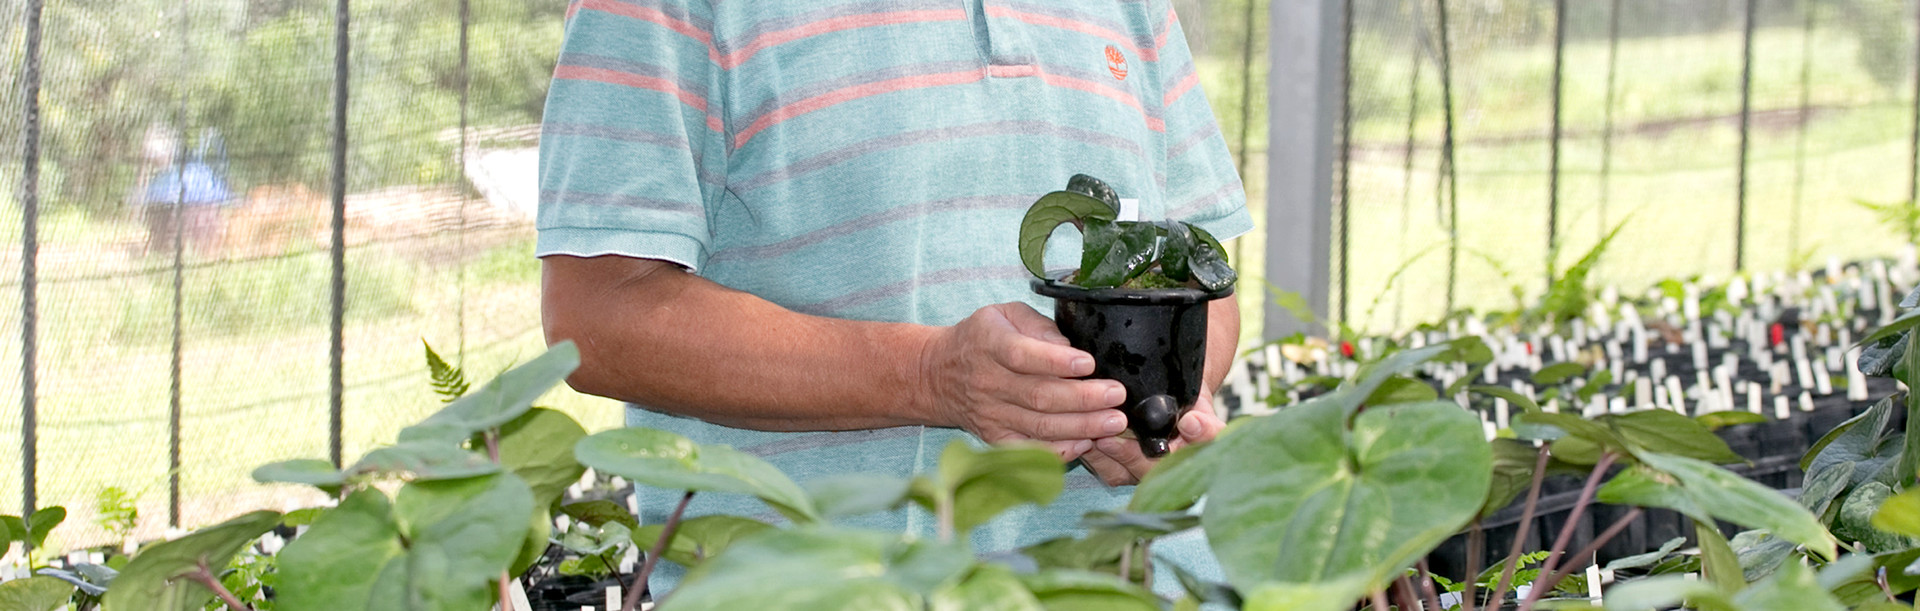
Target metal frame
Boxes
[1264,0,1344,338]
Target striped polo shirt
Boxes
[537,0,1251,593]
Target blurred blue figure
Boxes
[139,127,232,255]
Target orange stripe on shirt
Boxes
[1162,70,1199,108]
[578,0,712,46]
[734,68,986,147]
[721,9,968,69]
[984,5,1157,62]
[554,65,723,134]
[1036,71,1166,132]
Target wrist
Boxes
[892,322,950,429]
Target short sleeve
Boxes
[537,1,727,271]
[1151,6,1254,242]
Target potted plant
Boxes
[1019,175,1237,457]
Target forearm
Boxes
[542,256,939,432]
[1203,295,1240,393]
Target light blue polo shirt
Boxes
[537,0,1251,596]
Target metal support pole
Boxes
[1548,0,1566,282]
[17,0,45,523]
[1734,0,1756,270]
[457,0,471,362]
[1910,0,1920,237]
[1264,0,1343,338]
[168,0,190,528]
[1337,0,1354,326]
[1599,0,1622,238]
[1436,0,1460,313]
[329,0,351,469]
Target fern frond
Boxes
[423,340,469,403]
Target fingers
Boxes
[1177,400,1225,445]
[996,302,1071,345]
[1042,439,1094,461]
[1084,436,1160,486]
[1020,376,1126,413]
[1079,449,1134,486]
[1019,409,1128,441]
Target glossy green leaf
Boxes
[1862,331,1912,378]
[1203,399,1491,592]
[1018,569,1160,611]
[927,440,1064,535]
[1157,220,1196,282]
[1466,384,1543,413]
[1695,521,1743,593]
[1873,486,1920,537]
[633,515,772,567]
[575,427,819,523]
[559,520,630,556]
[1612,409,1746,464]
[348,441,500,481]
[493,407,588,508]
[668,527,937,610]
[930,564,1045,611]
[369,472,537,611]
[1636,452,1836,559]
[0,577,73,611]
[1802,396,1895,473]
[1533,362,1587,386]
[397,341,580,443]
[1795,460,1855,516]
[104,510,279,611]
[1065,174,1121,211]
[1695,411,1766,430]
[0,515,16,549]
[24,506,63,550]
[1364,375,1438,405]
[808,473,912,519]
[1185,231,1236,292]
[275,489,404,611]
[1076,220,1160,288]
[1837,482,1909,551]
[1336,344,1452,412]
[1019,191,1117,278]
[1189,223,1229,265]
[1130,441,1215,513]
[560,499,638,530]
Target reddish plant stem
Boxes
[1537,452,1619,581]
[1141,539,1153,588]
[1488,445,1554,606]
[1463,522,1483,611]
[1369,588,1390,611]
[1393,574,1420,611]
[484,430,500,462]
[626,491,694,611]
[186,560,253,611]
[1522,507,1642,610]
[486,430,510,610]
[1417,558,1444,611]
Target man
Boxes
[538,0,1251,594]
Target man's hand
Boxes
[1079,387,1226,486]
[917,302,1128,460]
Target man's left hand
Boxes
[1078,389,1225,486]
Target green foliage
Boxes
[632,515,770,569]
[103,510,280,611]
[95,486,140,542]
[423,341,470,403]
[913,441,1065,539]
[399,341,580,443]
[1019,174,1235,290]
[0,577,74,611]
[574,427,821,524]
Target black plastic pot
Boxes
[1032,275,1233,457]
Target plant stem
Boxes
[627,491,694,611]
[498,573,514,611]
[1463,522,1483,611]
[1119,539,1133,583]
[1141,538,1153,589]
[1393,574,1419,611]
[1370,588,1390,611]
[484,430,500,463]
[1417,558,1443,611]
[936,493,954,543]
[186,560,254,611]
[1537,452,1619,582]
[603,551,630,593]
[1488,445,1554,606]
[1524,507,1642,610]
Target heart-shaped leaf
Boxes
[1158,220,1196,282]
[560,499,639,531]
[1482,438,1542,518]
[1872,486,1920,537]
[1076,220,1161,288]
[492,407,588,508]
[104,510,280,611]
[1836,482,1908,552]
[1803,396,1896,472]
[574,427,819,523]
[398,341,580,443]
[1019,191,1117,278]
[24,506,63,550]
[1202,399,1491,592]
[633,515,772,568]
[275,489,404,611]
[384,473,537,610]
[0,577,72,611]
[1129,441,1215,513]
[920,440,1064,536]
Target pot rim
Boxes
[1030,273,1234,305]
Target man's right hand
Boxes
[916,302,1129,460]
